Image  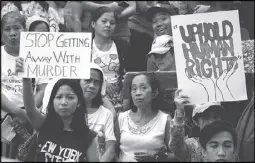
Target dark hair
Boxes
[91,69,104,108]
[29,20,50,31]
[129,73,161,112]
[199,120,237,150]
[79,68,103,108]
[91,6,117,23]
[1,11,26,30]
[91,6,117,38]
[40,79,89,137]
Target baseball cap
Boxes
[147,3,178,22]
[192,102,225,122]
[148,35,173,56]
[26,14,49,31]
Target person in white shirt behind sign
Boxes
[79,63,116,162]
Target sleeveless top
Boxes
[117,110,169,162]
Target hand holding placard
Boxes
[15,57,24,73]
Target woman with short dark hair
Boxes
[115,73,178,162]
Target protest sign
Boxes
[171,10,247,104]
[19,32,92,79]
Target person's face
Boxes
[131,75,154,108]
[80,69,102,101]
[92,12,116,38]
[54,85,79,117]
[33,22,49,32]
[203,131,235,162]
[152,12,172,36]
[2,17,25,48]
[154,50,175,71]
[198,112,221,130]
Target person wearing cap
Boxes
[147,34,175,72]
[79,63,116,162]
[169,89,226,162]
[146,2,179,72]
[199,120,238,162]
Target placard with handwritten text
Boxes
[171,10,247,104]
[19,32,92,79]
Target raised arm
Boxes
[34,83,47,108]
[1,92,29,122]
[23,78,46,130]
[117,1,136,20]
[168,89,192,161]
[65,1,83,32]
[81,1,121,12]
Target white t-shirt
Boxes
[1,46,23,118]
[117,110,169,162]
[87,106,116,141]
[92,40,120,84]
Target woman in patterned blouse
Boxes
[114,72,178,162]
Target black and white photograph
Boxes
[1,1,254,162]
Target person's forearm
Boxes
[1,92,29,121]
[168,123,189,161]
[72,18,82,32]
[82,1,108,12]
[100,141,115,162]
[136,1,150,13]
[34,90,45,108]
[118,1,136,20]
[23,79,45,129]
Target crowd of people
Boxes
[1,1,254,162]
